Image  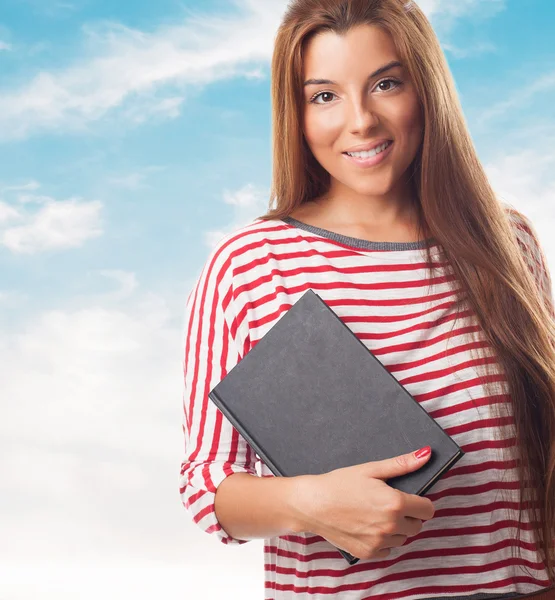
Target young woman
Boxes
[180,1,555,598]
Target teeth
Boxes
[347,141,391,158]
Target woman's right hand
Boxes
[292,447,436,561]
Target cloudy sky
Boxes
[1,0,554,598]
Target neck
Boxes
[313,192,419,230]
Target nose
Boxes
[347,96,380,135]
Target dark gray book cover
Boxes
[209,288,464,565]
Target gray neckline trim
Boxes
[281,216,436,251]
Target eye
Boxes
[308,78,402,104]
[308,91,337,105]
[375,77,402,92]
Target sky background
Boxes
[1,0,554,598]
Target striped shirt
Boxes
[179,205,553,599]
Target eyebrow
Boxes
[303,60,403,87]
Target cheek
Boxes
[396,100,424,141]
[303,109,342,149]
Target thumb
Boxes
[367,446,432,481]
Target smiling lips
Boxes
[343,138,393,154]
[344,140,392,158]
[342,140,394,167]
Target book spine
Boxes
[418,450,465,496]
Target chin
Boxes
[345,180,394,198]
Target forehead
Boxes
[302,24,399,76]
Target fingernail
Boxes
[414,446,431,459]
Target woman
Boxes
[180,0,555,598]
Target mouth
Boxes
[342,140,394,168]
[342,140,393,158]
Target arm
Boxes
[179,245,260,545]
[214,472,308,540]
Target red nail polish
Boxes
[414,446,431,459]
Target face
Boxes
[301,24,424,206]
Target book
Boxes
[209,288,465,565]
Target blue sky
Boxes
[1,1,554,598]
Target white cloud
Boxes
[440,40,497,59]
[108,173,148,190]
[0,40,12,51]
[0,201,22,224]
[97,269,138,299]
[14,0,81,18]
[1,197,103,254]
[0,290,28,307]
[16,193,53,205]
[0,275,264,595]
[0,563,263,600]
[1,180,41,193]
[108,165,166,190]
[223,182,266,209]
[0,2,287,141]
[414,0,506,58]
[120,94,185,124]
[477,71,555,126]
[204,182,270,248]
[417,0,506,24]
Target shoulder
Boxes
[190,218,289,294]
[204,217,291,268]
[503,202,535,236]
[207,217,287,254]
[502,202,544,259]
[501,202,552,295]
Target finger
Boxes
[400,493,435,521]
[381,534,409,549]
[398,516,423,537]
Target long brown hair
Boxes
[255,0,555,582]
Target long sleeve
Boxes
[178,244,258,545]
[506,206,554,318]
